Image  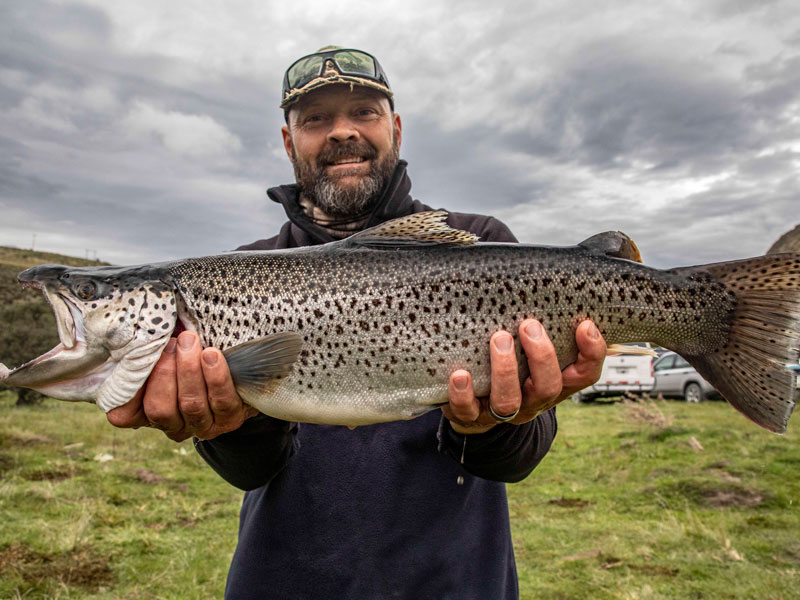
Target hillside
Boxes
[0,246,109,402]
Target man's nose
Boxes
[327,114,360,143]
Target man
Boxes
[109,47,606,599]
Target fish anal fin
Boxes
[223,332,303,396]
[343,211,479,248]
[606,344,658,357]
[579,231,642,263]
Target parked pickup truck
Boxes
[575,342,655,402]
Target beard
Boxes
[292,136,399,218]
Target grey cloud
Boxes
[505,37,765,175]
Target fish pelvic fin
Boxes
[671,253,800,434]
[341,211,479,248]
[223,332,303,400]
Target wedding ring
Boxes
[489,404,519,423]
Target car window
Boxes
[655,355,675,371]
[674,355,690,368]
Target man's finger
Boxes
[201,348,255,428]
[142,338,184,433]
[489,331,522,418]
[561,320,606,394]
[518,319,562,404]
[106,387,148,428]
[447,369,481,423]
[176,331,213,434]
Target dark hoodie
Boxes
[196,161,557,600]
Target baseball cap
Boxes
[281,46,393,109]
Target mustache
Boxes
[317,143,378,166]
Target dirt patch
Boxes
[130,468,171,484]
[647,467,676,480]
[0,543,114,592]
[0,452,15,476]
[628,563,679,576]
[26,466,81,482]
[672,480,768,508]
[702,486,765,508]
[623,397,673,429]
[2,431,54,447]
[647,425,688,442]
[548,497,594,508]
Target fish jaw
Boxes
[0,340,111,400]
[4,263,181,410]
[1,273,111,396]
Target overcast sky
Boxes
[1,0,798,268]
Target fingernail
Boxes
[453,374,469,391]
[164,338,177,354]
[587,322,600,340]
[495,334,513,353]
[202,350,218,366]
[524,320,542,339]
[178,332,195,350]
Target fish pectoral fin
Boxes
[606,344,658,357]
[223,332,303,394]
[578,231,642,263]
[341,211,479,248]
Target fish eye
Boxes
[76,281,97,300]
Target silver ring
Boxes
[489,404,519,423]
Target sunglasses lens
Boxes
[287,56,324,89]
[333,51,377,77]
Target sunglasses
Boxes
[282,49,391,99]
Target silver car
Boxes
[651,351,718,402]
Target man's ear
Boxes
[281,125,294,161]
[393,113,402,150]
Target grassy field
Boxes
[1,393,798,599]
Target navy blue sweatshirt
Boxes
[196,161,557,599]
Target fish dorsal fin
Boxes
[342,211,479,248]
[578,231,642,263]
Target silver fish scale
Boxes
[167,244,735,424]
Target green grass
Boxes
[1,393,799,599]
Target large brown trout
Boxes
[2,212,799,432]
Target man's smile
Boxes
[325,156,371,175]
[329,156,367,165]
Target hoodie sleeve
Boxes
[435,211,559,483]
[194,416,298,490]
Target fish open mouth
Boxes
[0,280,104,390]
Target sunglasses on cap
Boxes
[281,48,392,108]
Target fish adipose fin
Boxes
[672,253,800,433]
[223,332,303,397]
[579,231,643,263]
[342,211,479,248]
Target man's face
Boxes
[282,85,402,217]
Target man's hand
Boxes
[106,331,258,442]
[443,319,606,434]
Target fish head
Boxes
[1,263,179,411]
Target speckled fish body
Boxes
[3,212,799,432]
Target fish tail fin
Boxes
[675,253,800,433]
